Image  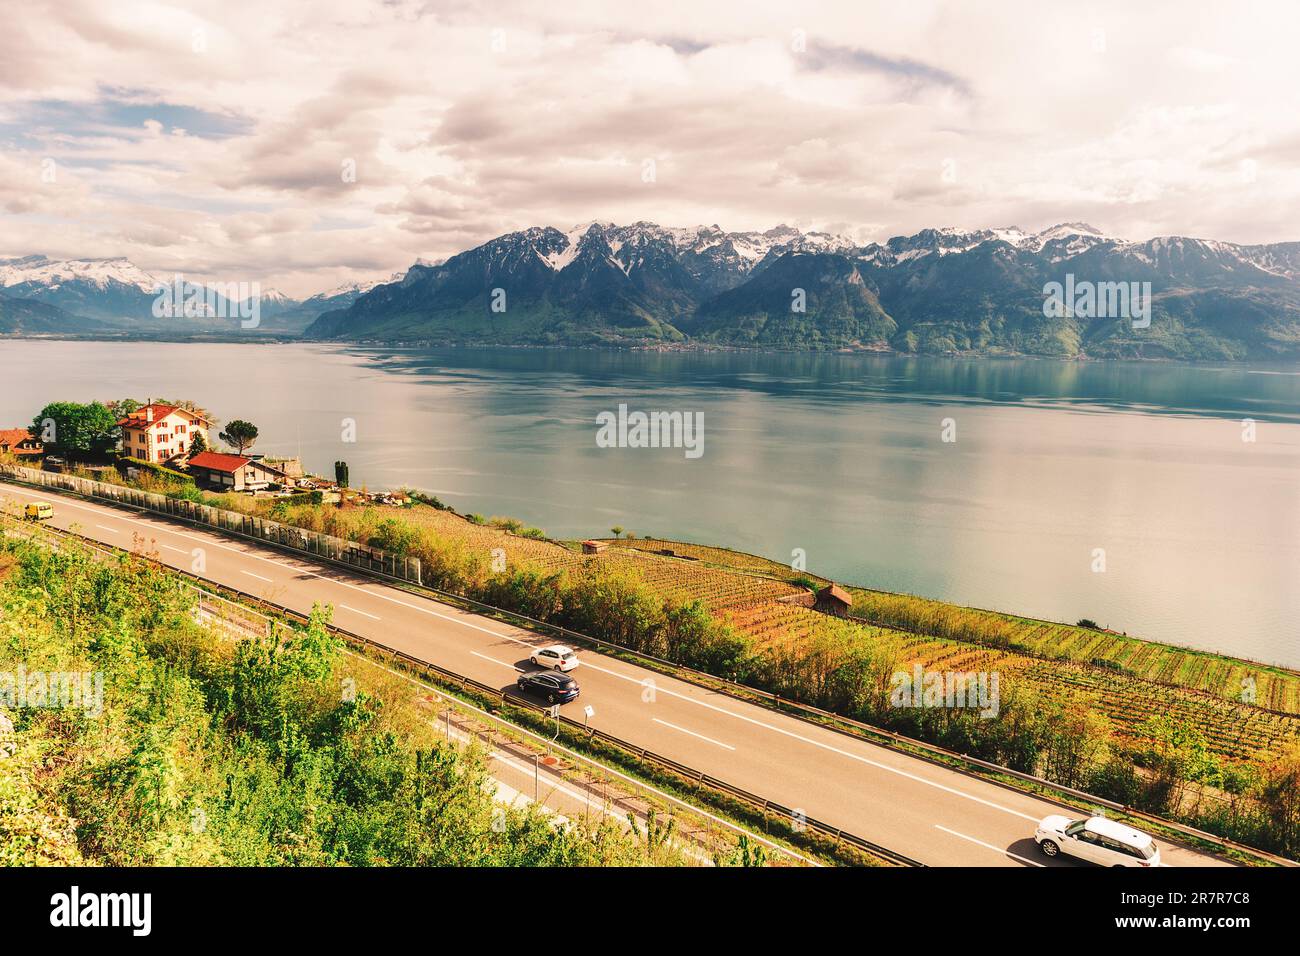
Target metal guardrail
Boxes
[0,463,424,584]
[4,475,1294,866]
[3,513,919,867]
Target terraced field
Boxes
[596,537,832,585]
[193,497,1300,765]
[724,601,1300,762]
[723,601,1018,674]
[594,535,1300,718]
[1020,662,1300,760]
[848,586,1300,716]
[393,510,801,611]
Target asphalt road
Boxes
[0,481,1235,868]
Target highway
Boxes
[0,480,1235,867]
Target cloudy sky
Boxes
[3,0,1298,296]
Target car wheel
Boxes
[1040,839,1060,857]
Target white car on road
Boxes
[1035,814,1160,867]
[530,644,579,672]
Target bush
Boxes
[0,538,657,866]
[117,456,195,486]
[370,518,420,557]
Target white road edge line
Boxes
[241,570,273,583]
[345,646,821,866]
[652,717,736,751]
[471,650,524,672]
[338,604,381,621]
[934,824,1044,867]
[95,524,118,533]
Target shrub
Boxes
[370,517,421,557]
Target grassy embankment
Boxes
[40,467,1300,859]
[0,532,707,866]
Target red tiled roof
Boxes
[0,428,40,450]
[118,404,212,428]
[187,451,251,473]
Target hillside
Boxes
[0,528,678,866]
[304,222,1300,360]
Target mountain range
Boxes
[0,255,394,336]
[6,223,1300,360]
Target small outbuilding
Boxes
[581,540,609,555]
[815,583,853,616]
[187,451,289,492]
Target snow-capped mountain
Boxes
[857,223,1118,266]
[0,254,161,322]
[0,255,392,332]
[303,274,406,306]
[0,254,158,293]
[305,219,1300,360]
[9,219,1300,359]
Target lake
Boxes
[2,339,1297,667]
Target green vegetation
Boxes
[30,401,118,460]
[31,465,1300,860]
[0,534,678,866]
[218,419,259,455]
[847,587,1300,713]
[118,456,195,485]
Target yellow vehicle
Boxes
[23,501,54,521]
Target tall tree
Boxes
[187,430,208,458]
[219,420,259,454]
[31,401,120,460]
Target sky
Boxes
[2,0,1298,297]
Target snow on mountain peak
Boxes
[0,254,159,293]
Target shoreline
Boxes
[7,331,1300,366]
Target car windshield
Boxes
[1064,820,1087,836]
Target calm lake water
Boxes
[3,339,1298,667]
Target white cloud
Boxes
[1,0,1298,295]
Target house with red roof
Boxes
[0,428,43,458]
[118,403,212,464]
[187,451,289,492]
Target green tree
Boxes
[1256,742,1300,857]
[334,460,349,488]
[1039,701,1111,790]
[187,430,208,458]
[610,526,624,539]
[105,398,142,418]
[31,401,120,460]
[219,420,259,454]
